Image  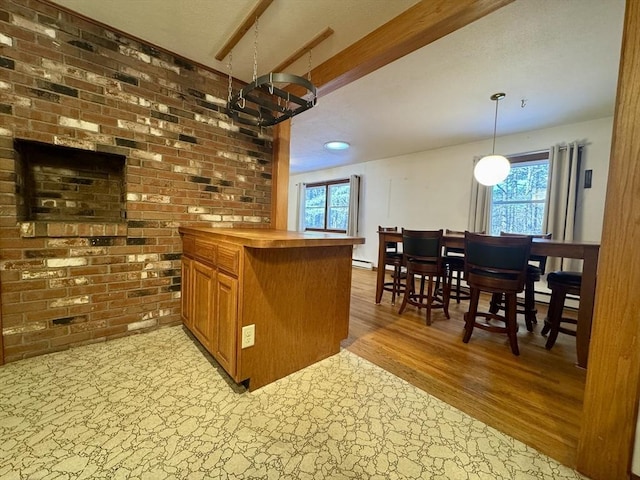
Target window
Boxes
[304,179,350,232]
[489,152,550,235]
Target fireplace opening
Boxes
[15,139,126,223]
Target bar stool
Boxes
[490,232,552,332]
[541,271,581,350]
[441,229,468,304]
[378,226,405,305]
[440,229,484,303]
[398,229,450,326]
[463,232,532,355]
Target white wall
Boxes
[289,116,614,267]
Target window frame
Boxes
[304,178,350,233]
[489,150,550,236]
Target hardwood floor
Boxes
[343,268,586,469]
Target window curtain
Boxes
[347,174,360,236]
[295,182,306,232]
[543,142,581,271]
[468,157,492,233]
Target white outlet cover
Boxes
[241,324,255,348]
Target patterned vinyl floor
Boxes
[0,326,587,479]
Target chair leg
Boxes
[505,293,520,356]
[391,264,400,305]
[434,270,442,300]
[524,278,536,332]
[445,266,456,303]
[442,273,451,319]
[398,269,412,315]
[455,269,462,303]
[489,293,502,314]
[463,288,480,343]
[425,276,434,326]
[544,290,566,350]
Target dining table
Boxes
[375,230,600,368]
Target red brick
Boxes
[4,339,50,357]
[25,308,69,322]
[1,313,23,328]
[70,319,107,333]
[23,325,71,343]
[50,331,93,348]
[90,324,128,339]
[0,0,273,360]
[3,300,48,314]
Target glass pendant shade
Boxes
[474,154,511,186]
[474,92,510,186]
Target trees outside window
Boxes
[490,154,549,235]
[304,180,350,232]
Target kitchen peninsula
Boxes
[179,227,365,390]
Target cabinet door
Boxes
[192,261,215,351]
[180,257,192,327]
[214,271,238,376]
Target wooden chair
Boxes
[440,229,484,303]
[378,226,405,305]
[490,232,552,332]
[463,232,532,355]
[398,229,450,325]
[541,271,581,350]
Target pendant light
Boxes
[474,93,510,186]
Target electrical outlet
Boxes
[241,324,255,348]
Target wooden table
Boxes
[375,230,600,368]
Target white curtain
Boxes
[296,182,306,232]
[347,174,360,236]
[468,157,492,233]
[543,142,581,271]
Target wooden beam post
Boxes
[577,1,640,478]
[305,0,514,97]
[271,119,291,230]
[215,0,274,61]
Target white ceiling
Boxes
[48,0,625,174]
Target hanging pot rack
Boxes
[227,72,316,127]
[216,0,327,127]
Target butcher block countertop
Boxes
[178,227,365,248]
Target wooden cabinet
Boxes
[214,271,238,375]
[179,227,364,390]
[180,256,192,327]
[181,235,239,376]
[191,260,215,352]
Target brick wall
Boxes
[0,0,274,362]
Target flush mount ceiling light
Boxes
[225,16,316,127]
[324,141,350,151]
[474,92,511,186]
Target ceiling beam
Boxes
[271,27,334,73]
[301,0,515,98]
[215,0,274,61]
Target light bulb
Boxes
[474,155,511,186]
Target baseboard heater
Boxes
[352,259,373,270]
